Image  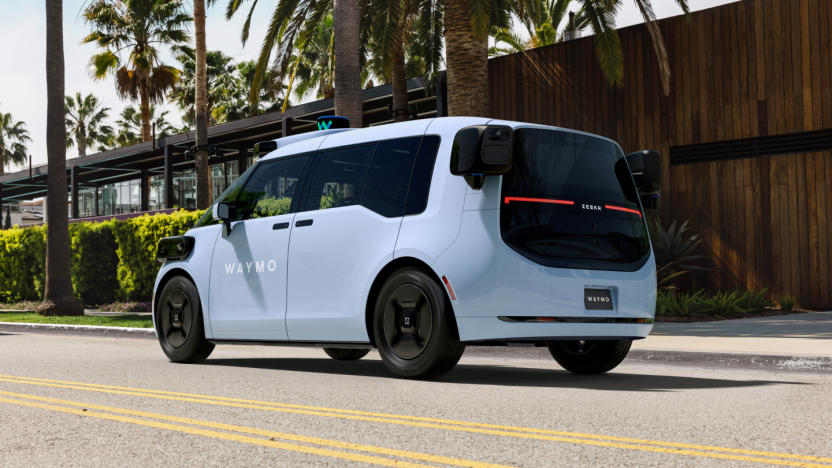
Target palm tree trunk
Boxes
[78,125,87,157]
[391,36,408,122]
[40,0,82,316]
[193,0,212,209]
[333,0,363,127]
[444,0,489,116]
[138,79,152,142]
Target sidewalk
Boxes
[634,311,832,358]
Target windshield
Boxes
[500,128,650,271]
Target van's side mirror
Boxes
[451,125,513,189]
[626,150,661,209]
[213,202,235,222]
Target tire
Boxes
[324,348,370,360]
[155,276,214,363]
[546,340,632,374]
[373,267,465,379]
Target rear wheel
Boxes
[373,268,464,379]
[546,340,631,374]
[155,276,214,363]
[324,348,370,360]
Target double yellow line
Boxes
[0,373,830,467]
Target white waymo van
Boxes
[153,116,660,378]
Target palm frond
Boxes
[633,0,670,95]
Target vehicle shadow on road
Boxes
[202,358,806,392]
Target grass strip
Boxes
[0,312,152,328]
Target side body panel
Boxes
[285,121,433,342]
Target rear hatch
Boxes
[500,128,650,272]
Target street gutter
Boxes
[2,322,830,374]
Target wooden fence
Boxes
[487,0,832,308]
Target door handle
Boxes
[295,219,313,227]
[272,222,290,230]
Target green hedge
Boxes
[0,210,202,305]
[0,226,46,302]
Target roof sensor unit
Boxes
[316,115,350,130]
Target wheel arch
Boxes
[364,256,458,346]
[153,267,199,320]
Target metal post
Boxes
[94,185,99,217]
[281,116,290,137]
[238,149,248,173]
[435,71,448,117]
[164,144,174,209]
[70,165,79,219]
[0,191,4,230]
[140,170,149,212]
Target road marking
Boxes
[1,374,830,467]
[0,390,506,468]
[0,394,426,467]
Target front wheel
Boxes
[373,268,464,379]
[155,276,214,363]
[324,348,370,360]
[546,340,631,374]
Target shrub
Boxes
[656,289,711,316]
[69,221,120,305]
[736,289,771,313]
[648,217,708,288]
[0,226,46,302]
[779,295,796,312]
[111,210,202,301]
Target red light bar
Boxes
[604,204,643,217]
[504,197,575,205]
[442,275,457,301]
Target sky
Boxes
[0,0,738,171]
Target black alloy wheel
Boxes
[546,339,632,374]
[383,283,434,360]
[155,276,214,363]
[373,268,464,379]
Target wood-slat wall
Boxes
[487,0,832,309]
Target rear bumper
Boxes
[456,317,653,342]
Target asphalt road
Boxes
[0,332,830,467]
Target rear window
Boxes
[500,128,650,271]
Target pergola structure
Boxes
[0,76,445,219]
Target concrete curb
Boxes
[0,322,155,339]
[626,349,832,373]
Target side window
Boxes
[405,135,441,215]
[362,136,422,217]
[234,156,308,220]
[301,144,374,212]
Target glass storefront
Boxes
[83,161,245,217]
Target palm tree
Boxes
[362,0,443,121]
[192,0,212,209]
[219,60,287,121]
[444,0,689,116]
[40,0,83,316]
[170,51,238,127]
[64,92,113,157]
[83,0,191,142]
[111,105,176,148]
[489,0,586,56]
[224,0,362,126]
[0,111,30,176]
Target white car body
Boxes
[153,117,656,347]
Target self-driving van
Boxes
[153,116,660,378]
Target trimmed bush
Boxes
[0,210,200,306]
[69,221,119,305]
[111,210,202,301]
[0,226,46,302]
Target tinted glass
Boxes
[193,163,258,228]
[362,137,422,217]
[234,156,308,220]
[405,135,440,215]
[302,144,374,212]
[500,128,649,271]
